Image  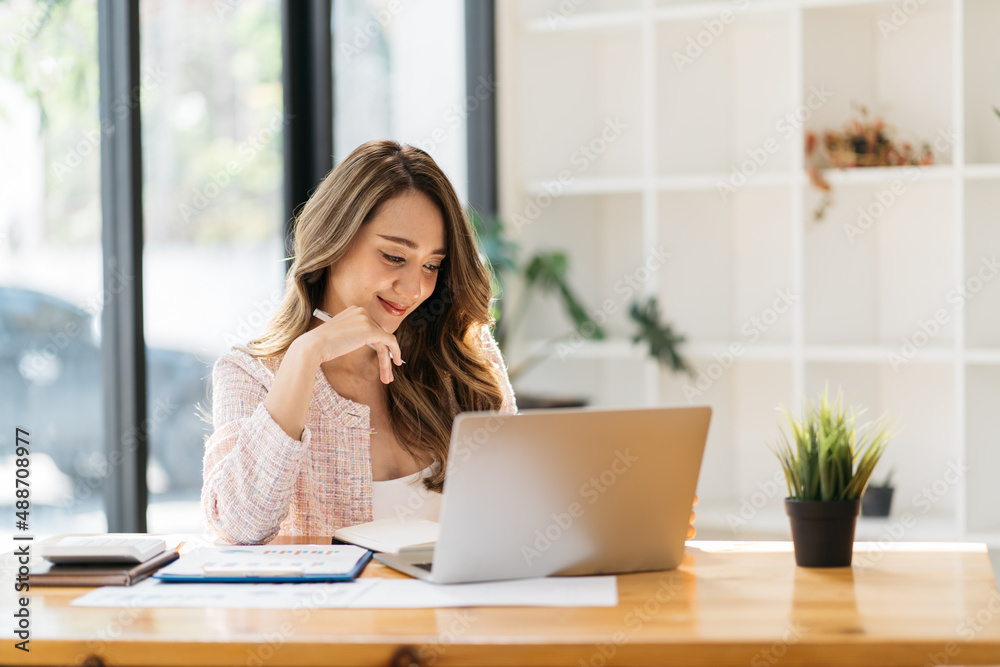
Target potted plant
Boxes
[470,211,692,408]
[770,385,897,567]
[861,467,895,517]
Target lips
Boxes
[378,296,408,316]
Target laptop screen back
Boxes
[430,406,711,584]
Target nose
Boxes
[394,264,422,303]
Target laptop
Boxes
[374,405,711,584]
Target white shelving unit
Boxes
[497,0,1000,546]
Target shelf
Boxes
[657,171,797,191]
[804,361,960,518]
[685,342,793,361]
[524,0,797,33]
[660,189,793,344]
[695,501,961,542]
[965,367,1000,532]
[963,164,1000,180]
[964,0,1000,165]
[805,345,954,364]
[521,341,969,364]
[527,165,968,196]
[513,193,645,341]
[819,164,953,185]
[802,0,954,167]
[964,181,1000,348]
[524,9,644,33]
[526,172,798,196]
[523,0,962,34]
[803,179,956,347]
[653,1,790,21]
[502,0,997,547]
[525,176,643,196]
[965,349,1000,365]
[524,337,649,361]
[512,27,643,183]
[657,11,794,175]
[511,354,653,408]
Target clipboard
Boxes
[153,545,372,583]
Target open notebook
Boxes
[332,518,439,554]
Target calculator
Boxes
[39,536,167,564]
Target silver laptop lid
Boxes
[430,406,711,584]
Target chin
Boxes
[372,311,403,333]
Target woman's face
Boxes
[325,190,447,334]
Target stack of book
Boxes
[31,536,179,587]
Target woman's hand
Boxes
[304,306,403,384]
[687,493,698,540]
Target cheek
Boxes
[420,273,439,301]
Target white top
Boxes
[371,464,442,522]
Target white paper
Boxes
[70,575,618,609]
[71,578,379,609]
[349,576,619,608]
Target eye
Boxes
[381,252,404,264]
[424,264,441,273]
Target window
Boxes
[140,0,284,533]
[0,0,488,539]
[333,0,469,200]
[0,0,107,538]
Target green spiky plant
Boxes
[770,385,897,502]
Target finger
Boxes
[690,510,696,524]
[692,493,698,506]
[385,336,402,366]
[687,525,696,539]
[377,345,393,384]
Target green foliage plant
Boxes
[770,385,897,502]
[469,210,692,382]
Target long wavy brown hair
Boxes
[241,139,505,491]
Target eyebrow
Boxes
[377,234,446,256]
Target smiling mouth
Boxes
[378,296,408,315]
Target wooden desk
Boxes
[4,540,1000,667]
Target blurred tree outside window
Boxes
[140,0,284,533]
[0,0,107,544]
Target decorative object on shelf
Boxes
[470,211,693,392]
[861,467,895,518]
[805,104,935,222]
[770,385,898,567]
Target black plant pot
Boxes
[861,487,894,517]
[785,498,861,568]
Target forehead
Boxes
[362,191,446,249]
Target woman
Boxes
[201,140,516,545]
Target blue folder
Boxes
[153,544,373,583]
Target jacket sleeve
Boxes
[200,351,310,545]
[479,324,518,415]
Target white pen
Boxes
[312,308,405,364]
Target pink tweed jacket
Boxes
[201,324,517,545]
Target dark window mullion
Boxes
[282,0,333,273]
[465,0,497,220]
[98,0,147,533]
